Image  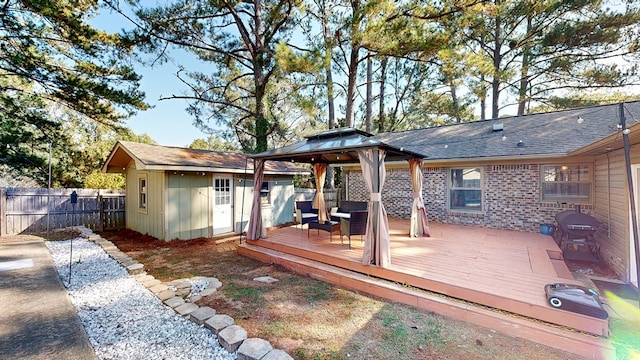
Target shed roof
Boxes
[375,101,640,162]
[102,141,309,175]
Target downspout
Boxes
[620,103,640,290]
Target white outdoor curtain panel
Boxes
[357,149,391,268]
[313,163,328,223]
[409,158,431,237]
[247,158,266,240]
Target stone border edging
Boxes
[74,226,292,360]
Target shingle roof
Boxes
[375,101,640,161]
[102,141,308,175]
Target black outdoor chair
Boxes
[295,200,318,229]
[340,210,368,248]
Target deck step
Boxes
[238,242,614,360]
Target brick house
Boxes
[343,101,640,285]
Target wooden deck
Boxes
[239,219,613,358]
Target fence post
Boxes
[0,188,5,236]
[98,191,104,232]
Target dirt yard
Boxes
[100,229,591,360]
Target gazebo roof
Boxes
[252,128,426,163]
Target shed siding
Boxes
[124,168,296,241]
[234,176,295,233]
[270,177,295,226]
[166,173,212,240]
[235,177,252,233]
[125,167,165,240]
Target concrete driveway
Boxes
[0,236,96,360]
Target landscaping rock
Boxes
[148,284,169,294]
[262,349,294,360]
[237,338,273,360]
[218,325,247,352]
[170,281,191,297]
[156,289,175,301]
[200,288,217,296]
[189,306,216,325]
[141,278,162,288]
[125,263,144,275]
[204,277,223,289]
[174,303,199,316]
[253,276,279,284]
[163,296,185,308]
[205,314,234,335]
[135,274,154,282]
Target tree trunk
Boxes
[517,16,532,116]
[345,45,359,128]
[378,57,387,132]
[344,0,361,128]
[322,1,335,189]
[491,4,502,119]
[253,0,268,153]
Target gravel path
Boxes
[46,238,236,360]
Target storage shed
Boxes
[102,141,308,240]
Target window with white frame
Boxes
[449,168,482,211]
[541,164,591,203]
[260,181,270,204]
[138,175,147,212]
[214,178,231,206]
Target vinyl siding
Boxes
[594,144,640,282]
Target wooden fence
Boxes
[294,188,339,209]
[0,188,125,236]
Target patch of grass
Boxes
[263,321,287,337]
[167,256,184,265]
[372,305,445,357]
[152,266,174,280]
[292,348,341,360]
[300,280,334,303]
[224,281,265,306]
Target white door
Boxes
[213,176,233,234]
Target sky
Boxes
[124,58,210,147]
[93,5,214,148]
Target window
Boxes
[260,181,270,204]
[541,164,591,203]
[138,175,147,212]
[449,168,482,211]
[214,178,231,206]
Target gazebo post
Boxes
[372,149,380,264]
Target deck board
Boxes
[242,219,608,337]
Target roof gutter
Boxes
[419,152,570,165]
[140,164,308,175]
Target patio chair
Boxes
[295,200,318,229]
[340,210,367,248]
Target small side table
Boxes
[308,221,340,241]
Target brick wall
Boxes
[347,163,593,233]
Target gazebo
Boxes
[246,128,430,268]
